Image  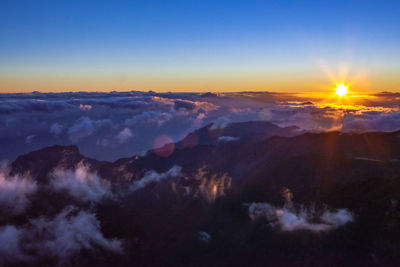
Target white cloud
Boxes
[28,206,123,261]
[248,202,353,232]
[321,209,355,227]
[51,163,111,203]
[0,165,37,215]
[130,165,182,192]
[210,116,231,130]
[0,206,123,266]
[116,128,133,144]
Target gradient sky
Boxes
[0,0,399,92]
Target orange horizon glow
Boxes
[0,79,395,94]
[0,65,399,94]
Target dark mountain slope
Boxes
[6,122,400,266]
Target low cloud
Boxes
[210,116,231,130]
[0,164,37,215]
[51,163,111,203]
[129,165,182,192]
[0,206,122,266]
[0,225,28,265]
[248,187,353,232]
[116,128,134,144]
[217,136,240,142]
[248,202,353,232]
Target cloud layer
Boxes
[1,91,399,162]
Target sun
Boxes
[335,84,348,97]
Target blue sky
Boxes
[0,0,399,92]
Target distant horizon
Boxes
[0,89,396,95]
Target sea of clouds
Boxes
[1,91,399,162]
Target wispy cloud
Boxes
[51,162,112,203]
[248,202,354,232]
[0,206,122,266]
[0,164,37,215]
[129,165,182,192]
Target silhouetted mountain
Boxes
[177,121,300,148]
[11,145,100,183]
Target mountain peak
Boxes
[10,145,87,182]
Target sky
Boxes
[0,0,399,93]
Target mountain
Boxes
[5,122,400,266]
[176,121,300,148]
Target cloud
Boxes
[2,91,400,162]
[248,187,353,232]
[198,231,211,242]
[342,111,400,132]
[125,111,173,127]
[174,100,196,111]
[0,164,37,215]
[50,123,64,135]
[51,163,111,203]
[24,135,35,144]
[248,203,353,232]
[0,225,28,265]
[320,209,355,227]
[116,128,134,144]
[129,165,182,192]
[68,117,112,142]
[210,116,231,130]
[0,98,75,114]
[0,206,122,266]
[28,206,123,261]
[79,104,92,111]
[217,136,240,142]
